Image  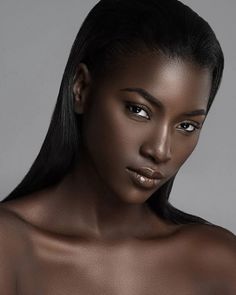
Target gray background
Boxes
[0,1,235,234]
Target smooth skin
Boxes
[0,50,236,294]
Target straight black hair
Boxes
[2,0,224,225]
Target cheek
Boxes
[173,135,200,169]
[81,101,135,170]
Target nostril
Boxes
[140,126,172,163]
[141,144,171,164]
[152,149,171,163]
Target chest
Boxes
[16,239,222,295]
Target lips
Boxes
[128,167,164,180]
[126,168,162,190]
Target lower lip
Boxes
[126,168,161,190]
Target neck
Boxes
[44,158,171,241]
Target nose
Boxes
[140,124,172,164]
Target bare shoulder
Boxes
[0,205,29,293]
[182,223,236,292]
[183,223,236,254]
[0,204,28,251]
[0,202,31,255]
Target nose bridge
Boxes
[142,121,172,163]
[156,122,171,159]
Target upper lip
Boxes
[128,167,164,179]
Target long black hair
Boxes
[2,0,224,225]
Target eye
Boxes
[177,122,201,133]
[125,103,150,119]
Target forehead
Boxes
[102,50,212,112]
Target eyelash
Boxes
[126,102,151,119]
[125,102,201,134]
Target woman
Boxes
[0,0,235,293]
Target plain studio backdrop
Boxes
[0,0,235,234]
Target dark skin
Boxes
[0,51,236,294]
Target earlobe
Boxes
[73,63,91,114]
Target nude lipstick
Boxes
[126,167,163,189]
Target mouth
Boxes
[128,166,164,180]
[126,168,162,190]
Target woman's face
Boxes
[77,51,211,204]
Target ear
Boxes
[73,63,92,114]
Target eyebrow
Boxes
[120,87,207,117]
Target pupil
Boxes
[183,123,189,128]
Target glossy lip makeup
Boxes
[126,168,162,189]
